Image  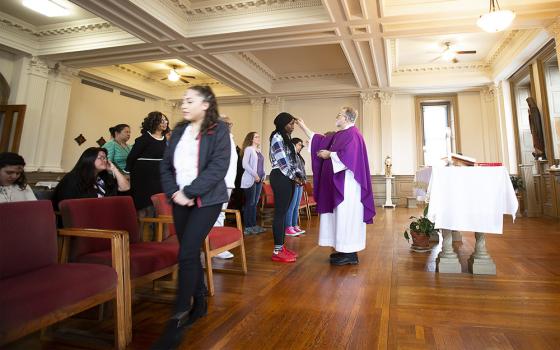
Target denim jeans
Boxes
[243,183,258,228]
[285,184,303,227]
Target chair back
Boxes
[150,193,176,237]
[59,196,140,260]
[304,181,313,196]
[261,182,275,207]
[0,200,57,279]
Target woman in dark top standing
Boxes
[154,85,230,349]
[126,112,169,215]
[53,147,130,209]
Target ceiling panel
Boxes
[250,44,351,75]
[397,32,506,66]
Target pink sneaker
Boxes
[294,226,306,234]
[283,246,298,258]
[285,226,301,237]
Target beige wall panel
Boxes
[391,94,416,175]
[61,80,178,171]
[458,91,485,161]
[0,50,15,84]
[284,96,360,174]
[218,102,253,148]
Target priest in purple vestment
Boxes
[297,107,375,265]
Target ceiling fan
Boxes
[430,42,476,64]
[161,65,196,84]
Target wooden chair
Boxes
[150,193,247,296]
[58,196,178,338]
[303,181,317,216]
[0,200,129,349]
[259,181,275,227]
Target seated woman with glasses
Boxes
[53,147,130,209]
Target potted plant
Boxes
[403,205,438,250]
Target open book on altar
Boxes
[442,153,476,166]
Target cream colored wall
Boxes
[284,96,360,174]
[61,79,179,171]
[0,50,15,84]
[391,94,416,175]
[457,91,486,161]
[60,85,503,175]
[217,102,254,148]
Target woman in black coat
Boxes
[152,85,230,349]
[125,111,170,213]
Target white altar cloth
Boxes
[426,166,518,234]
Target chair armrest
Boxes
[138,216,174,242]
[58,228,128,264]
[57,227,131,340]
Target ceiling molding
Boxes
[170,0,323,20]
[238,52,276,80]
[274,71,354,81]
[485,30,522,67]
[393,62,490,74]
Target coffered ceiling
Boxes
[0,0,558,97]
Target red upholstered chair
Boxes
[150,193,247,296]
[259,181,275,227]
[0,200,128,349]
[297,188,309,221]
[58,196,178,330]
[303,181,317,216]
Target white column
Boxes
[15,56,50,171]
[468,232,496,275]
[547,19,560,72]
[378,92,393,172]
[360,92,379,174]
[437,229,461,273]
[262,96,284,170]
[480,85,501,162]
[36,65,77,172]
[250,97,265,138]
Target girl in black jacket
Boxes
[53,147,129,209]
[154,85,230,349]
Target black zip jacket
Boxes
[160,120,230,207]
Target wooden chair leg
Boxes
[239,241,248,275]
[203,239,214,297]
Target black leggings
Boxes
[269,168,294,246]
[172,203,222,313]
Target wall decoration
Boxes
[96,137,106,146]
[74,134,86,145]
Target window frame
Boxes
[414,95,461,167]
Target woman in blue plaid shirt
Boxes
[268,112,305,263]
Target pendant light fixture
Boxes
[477,0,516,33]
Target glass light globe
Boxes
[442,50,456,61]
[477,10,516,33]
[167,69,180,82]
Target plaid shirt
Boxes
[270,133,302,181]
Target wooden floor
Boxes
[7,207,560,349]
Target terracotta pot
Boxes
[410,231,430,248]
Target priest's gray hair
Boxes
[342,107,358,123]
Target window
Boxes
[415,96,460,167]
